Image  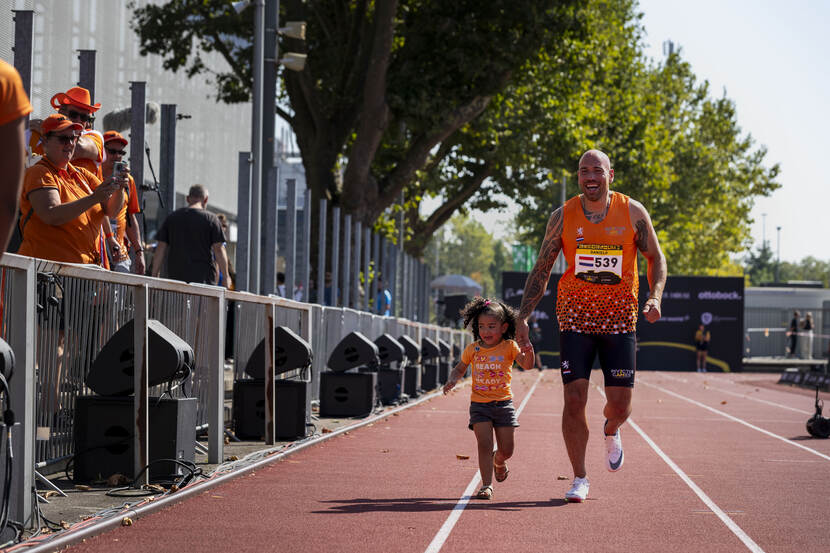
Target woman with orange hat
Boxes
[17,114,127,265]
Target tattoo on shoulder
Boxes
[635,219,648,252]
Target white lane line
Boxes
[596,387,765,553]
[424,371,544,553]
[639,380,830,463]
[650,373,811,415]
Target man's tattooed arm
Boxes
[630,200,667,318]
[518,207,563,319]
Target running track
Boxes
[59,371,830,553]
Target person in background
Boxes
[102,131,144,274]
[375,275,392,316]
[694,324,711,373]
[276,272,287,297]
[0,60,32,254]
[788,310,800,358]
[802,312,814,359]
[150,184,231,289]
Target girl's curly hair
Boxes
[460,296,520,342]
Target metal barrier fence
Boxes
[0,253,469,530]
[745,306,829,358]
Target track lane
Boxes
[634,372,830,552]
[435,372,760,553]
[61,370,830,553]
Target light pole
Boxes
[761,212,767,250]
[776,226,781,283]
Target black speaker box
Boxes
[398,335,420,364]
[73,395,196,482]
[438,362,450,385]
[232,379,310,440]
[374,334,405,364]
[359,367,404,405]
[319,372,377,417]
[328,332,379,372]
[86,319,193,397]
[0,337,14,379]
[404,363,421,398]
[244,326,313,380]
[421,337,440,361]
[422,363,438,391]
[438,339,451,359]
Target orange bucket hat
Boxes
[50,86,101,113]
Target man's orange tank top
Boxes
[556,191,639,334]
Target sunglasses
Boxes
[49,134,79,145]
[106,147,127,156]
[60,109,94,124]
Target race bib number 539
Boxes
[574,244,623,285]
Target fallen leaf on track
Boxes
[721,400,727,405]
[557,475,568,480]
[456,454,470,460]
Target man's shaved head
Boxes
[579,149,611,170]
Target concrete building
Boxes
[1,0,252,238]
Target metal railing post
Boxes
[133,284,149,485]
[207,292,225,463]
[286,178,297,299]
[7,256,35,527]
[236,152,251,292]
[159,104,177,222]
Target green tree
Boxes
[131,0,583,244]
[507,11,780,275]
[426,213,498,297]
[744,243,776,286]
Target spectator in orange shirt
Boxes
[17,114,127,265]
[28,86,120,265]
[0,60,32,254]
[102,131,145,274]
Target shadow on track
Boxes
[313,497,569,514]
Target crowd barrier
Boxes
[0,253,469,532]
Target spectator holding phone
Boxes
[102,131,145,273]
[28,86,120,266]
[17,114,127,264]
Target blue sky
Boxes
[638,0,829,263]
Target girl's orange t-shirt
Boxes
[461,339,521,403]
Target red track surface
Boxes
[63,371,830,553]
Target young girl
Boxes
[443,297,534,499]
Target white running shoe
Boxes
[605,420,624,472]
[565,476,589,503]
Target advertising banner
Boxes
[502,272,744,372]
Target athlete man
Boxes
[515,149,666,503]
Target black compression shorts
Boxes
[559,331,636,388]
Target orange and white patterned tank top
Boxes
[556,192,639,334]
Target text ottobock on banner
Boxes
[502,272,744,372]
